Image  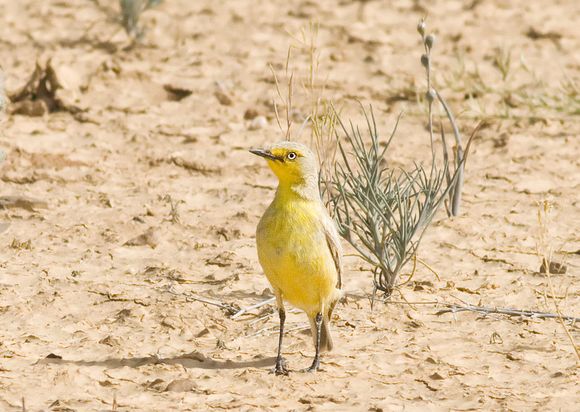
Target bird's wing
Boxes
[323,215,343,290]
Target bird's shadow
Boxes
[38,351,276,370]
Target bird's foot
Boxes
[303,359,320,373]
[271,357,289,376]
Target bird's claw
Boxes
[303,360,320,373]
[271,357,289,376]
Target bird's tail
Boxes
[310,315,333,352]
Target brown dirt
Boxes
[0,0,578,411]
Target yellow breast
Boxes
[256,194,338,315]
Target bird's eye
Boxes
[287,152,297,160]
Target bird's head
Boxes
[250,141,318,187]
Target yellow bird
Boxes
[250,141,343,374]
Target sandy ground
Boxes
[0,0,579,411]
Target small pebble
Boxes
[249,115,267,130]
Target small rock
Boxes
[165,378,197,392]
[248,115,267,130]
[214,90,233,106]
[124,227,159,248]
[164,84,193,101]
[147,378,166,391]
[196,328,210,338]
[429,372,445,380]
[539,260,567,274]
[11,99,48,117]
[99,336,120,347]
[244,108,259,120]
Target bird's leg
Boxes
[273,307,289,375]
[306,312,323,372]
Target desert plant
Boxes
[326,20,477,297]
[417,20,468,217]
[329,106,473,297]
[119,0,162,39]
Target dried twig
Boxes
[245,323,309,339]
[269,46,295,140]
[166,286,238,314]
[231,297,276,319]
[435,303,580,323]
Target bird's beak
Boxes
[249,148,279,161]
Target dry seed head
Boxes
[421,54,429,69]
[417,20,426,36]
[425,34,435,50]
[426,89,436,102]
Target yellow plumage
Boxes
[257,194,339,316]
[251,141,343,374]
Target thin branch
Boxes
[435,303,580,323]
[231,297,276,320]
[166,287,237,314]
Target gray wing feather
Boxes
[323,215,343,289]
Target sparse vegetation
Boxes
[324,20,477,297]
[0,2,578,410]
[535,199,579,362]
[119,0,163,39]
[441,47,580,120]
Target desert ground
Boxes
[0,0,579,411]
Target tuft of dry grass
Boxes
[441,48,580,121]
[268,22,340,209]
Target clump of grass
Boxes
[119,0,162,39]
[492,46,512,82]
[325,20,478,297]
[291,22,339,206]
[268,21,341,203]
[11,239,32,250]
[442,46,579,121]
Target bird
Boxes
[250,141,343,374]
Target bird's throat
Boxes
[275,178,320,202]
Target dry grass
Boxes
[536,198,580,362]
